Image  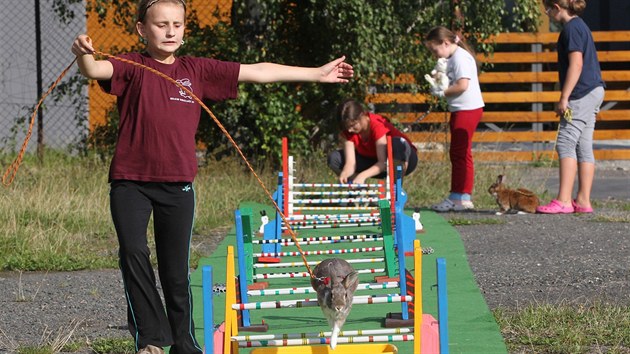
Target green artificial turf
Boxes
[191,202,507,354]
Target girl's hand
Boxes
[352,174,366,185]
[72,35,95,56]
[339,168,354,184]
[555,98,570,118]
[319,56,354,83]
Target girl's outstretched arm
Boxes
[238,56,353,83]
[71,35,113,80]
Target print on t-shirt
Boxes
[173,78,195,103]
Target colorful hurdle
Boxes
[260,137,417,253]
[235,199,425,333]
[259,171,416,255]
[234,203,399,330]
[241,200,399,285]
[201,240,448,353]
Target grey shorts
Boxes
[556,86,605,163]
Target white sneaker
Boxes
[431,199,474,212]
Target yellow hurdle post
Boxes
[224,246,239,354]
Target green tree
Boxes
[54,0,540,165]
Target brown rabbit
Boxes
[310,258,359,349]
[488,175,539,214]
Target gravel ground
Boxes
[0,164,628,352]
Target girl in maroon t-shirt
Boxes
[71,1,353,354]
[327,99,418,185]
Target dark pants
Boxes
[327,136,418,180]
[110,180,202,354]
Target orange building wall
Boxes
[87,0,233,129]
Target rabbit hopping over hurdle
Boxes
[310,258,360,349]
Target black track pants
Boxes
[110,180,202,354]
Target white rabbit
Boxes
[424,57,449,92]
[310,258,359,349]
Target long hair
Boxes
[425,26,476,58]
[543,0,587,16]
[137,0,187,23]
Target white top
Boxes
[446,47,484,112]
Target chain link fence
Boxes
[0,0,232,156]
[0,0,86,154]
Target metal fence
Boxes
[0,0,232,155]
[0,0,86,154]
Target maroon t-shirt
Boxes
[98,53,240,182]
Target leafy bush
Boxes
[54,0,540,165]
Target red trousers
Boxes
[449,108,483,194]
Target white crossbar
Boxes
[246,281,400,296]
[237,334,414,347]
[232,327,412,341]
[253,257,385,268]
[232,295,412,310]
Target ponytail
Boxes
[425,26,476,57]
[425,26,478,68]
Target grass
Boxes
[10,320,83,354]
[1,151,629,353]
[495,301,630,353]
[0,151,515,271]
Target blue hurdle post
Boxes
[396,222,409,320]
[262,172,283,255]
[202,265,213,353]
[437,257,449,354]
[234,209,251,327]
[394,165,416,254]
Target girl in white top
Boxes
[424,26,485,212]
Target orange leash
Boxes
[2,58,77,187]
[2,52,315,279]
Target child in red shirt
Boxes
[327,99,418,184]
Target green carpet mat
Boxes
[190,202,507,353]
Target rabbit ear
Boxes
[342,271,360,292]
[497,175,506,184]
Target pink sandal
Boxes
[536,199,575,214]
[572,200,594,213]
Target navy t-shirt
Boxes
[99,53,240,182]
[557,17,605,100]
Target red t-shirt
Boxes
[342,113,416,158]
[99,53,240,182]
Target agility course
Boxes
[186,139,506,353]
[191,205,507,353]
[185,135,507,353]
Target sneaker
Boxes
[137,345,164,354]
[431,198,474,212]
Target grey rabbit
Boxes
[310,258,360,349]
[488,174,539,214]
